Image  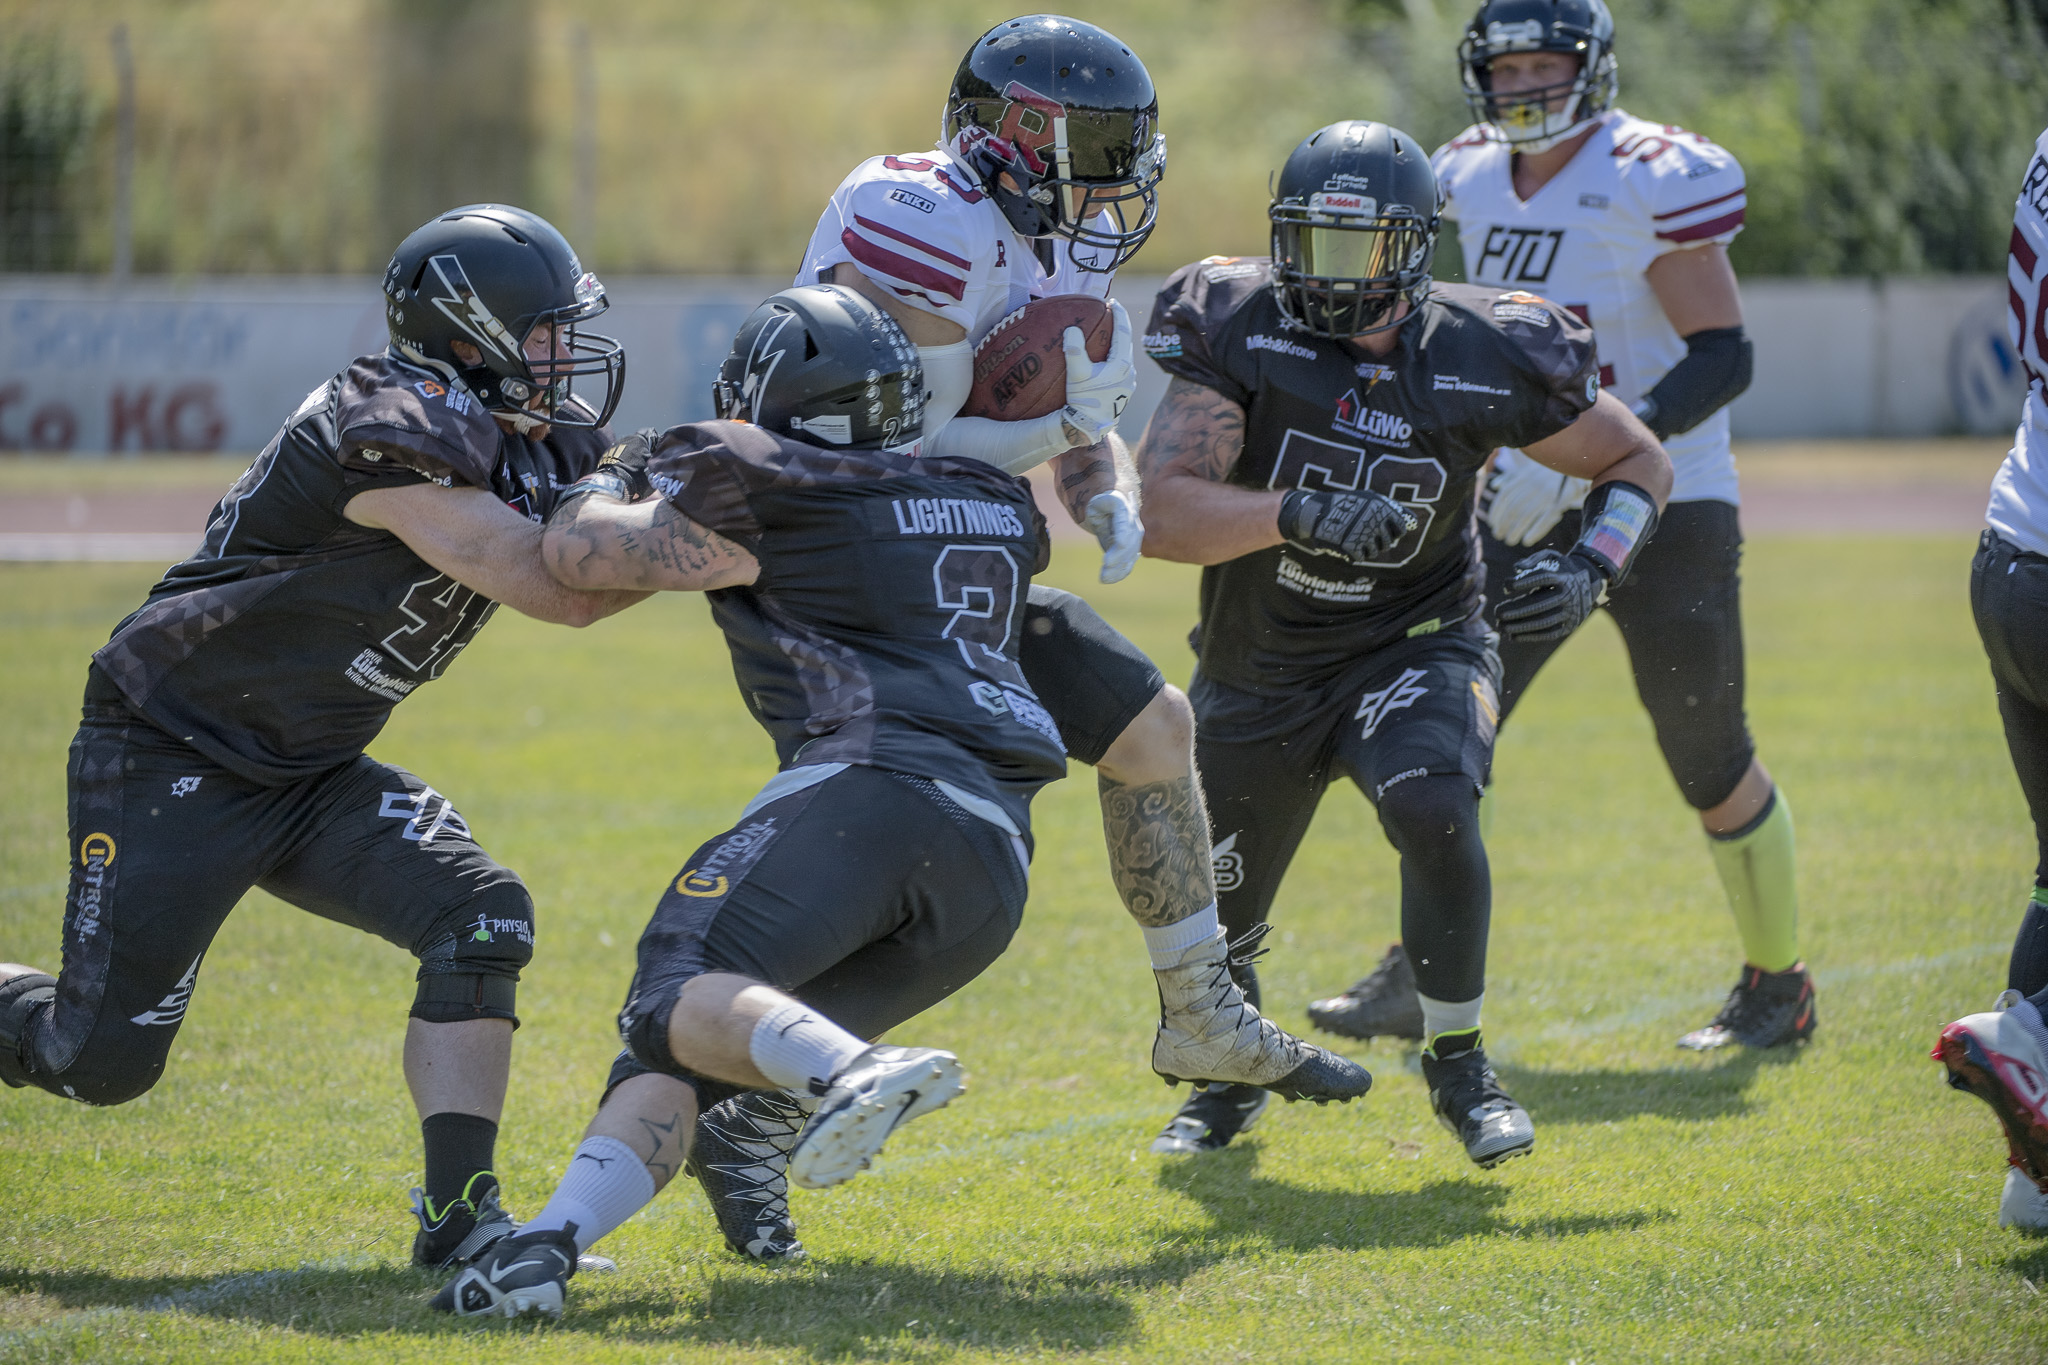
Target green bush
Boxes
[0,28,91,271]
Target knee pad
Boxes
[412,885,534,1026]
[600,1045,741,1114]
[1376,774,1482,858]
[0,972,55,1090]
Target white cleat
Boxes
[788,1045,962,1190]
[2003,1165,2048,1231]
[1150,929,1371,1102]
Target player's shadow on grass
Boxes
[0,1260,1145,1357]
[1151,1145,1665,1254]
[1495,1047,1793,1126]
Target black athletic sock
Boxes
[2010,887,2048,998]
[1378,774,1490,1004]
[421,1112,499,1210]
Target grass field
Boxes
[2,524,2045,1362]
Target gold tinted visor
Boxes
[1298,225,1403,282]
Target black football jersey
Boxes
[1144,258,1599,693]
[645,421,1067,830]
[92,353,609,784]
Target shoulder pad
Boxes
[334,354,501,488]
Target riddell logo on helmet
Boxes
[1309,192,1376,217]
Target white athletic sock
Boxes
[1419,992,1484,1049]
[1142,904,1221,968]
[521,1137,655,1255]
[749,1000,870,1093]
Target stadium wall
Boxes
[0,274,2022,454]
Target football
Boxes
[960,294,1113,422]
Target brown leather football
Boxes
[960,294,1112,421]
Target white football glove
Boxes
[1083,489,1143,583]
[1484,449,1589,547]
[1059,299,1135,446]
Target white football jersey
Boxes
[798,149,1115,349]
[1434,109,1747,504]
[1986,126,2048,556]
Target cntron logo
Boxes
[79,833,116,867]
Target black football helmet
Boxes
[942,14,1165,272]
[712,285,925,452]
[1269,121,1441,340]
[382,204,624,429]
[1458,0,1618,153]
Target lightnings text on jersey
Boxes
[891,497,1027,538]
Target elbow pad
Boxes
[1633,325,1752,440]
[921,411,1072,474]
[1572,479,1659,586]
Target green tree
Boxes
[0,28,90,271]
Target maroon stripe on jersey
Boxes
[840,229,966,301]
[1656,207,1746,243]
[2015,284,2028,338]
[2013,224,2040,280]
[1651,186,1746,221]
[852,213,972,270]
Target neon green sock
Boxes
[1705,787,1800,972]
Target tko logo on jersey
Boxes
[1355,668,1429,739]
[1476,226,1565,284]
[890,498,1027,538]
[1332,389,1412,447]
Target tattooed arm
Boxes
[542,489,759,592]
[1133,377,1283,565]
[1049,431,1136,524]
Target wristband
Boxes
[549,470,633,518]
[1572,480,1657,584]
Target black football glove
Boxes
[1495,547,1609,642]
[1278,487,1417,566]
[594,428,659,501]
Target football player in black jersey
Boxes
[0,205,643,1272]
[1135,122,1672,1166]
[675,16,1371,1267]
[432,285,1371,1319]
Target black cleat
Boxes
[431,1225,579,1319]
[1421,1032,1534,1169]
[1306,944,1425,1041]
[1149,1083,1269,1155]
[687,1090,809,1265]
[410,1174,516,1270]
[1677,961,1817,1051]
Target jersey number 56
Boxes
[1269,429,1447,568]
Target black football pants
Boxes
[1971,531,2048,996]
[1193,629,1500,1005]
[1482,499,1756,810]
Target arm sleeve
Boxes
[1638,324,1753,439]
[1142,260,1256,408]
[1637,137,1747,273]
[1484,292,1603,449]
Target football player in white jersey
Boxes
[1303,0,1814,1055]
[673,15,1371,1264]
[1936,125,2048,1233]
